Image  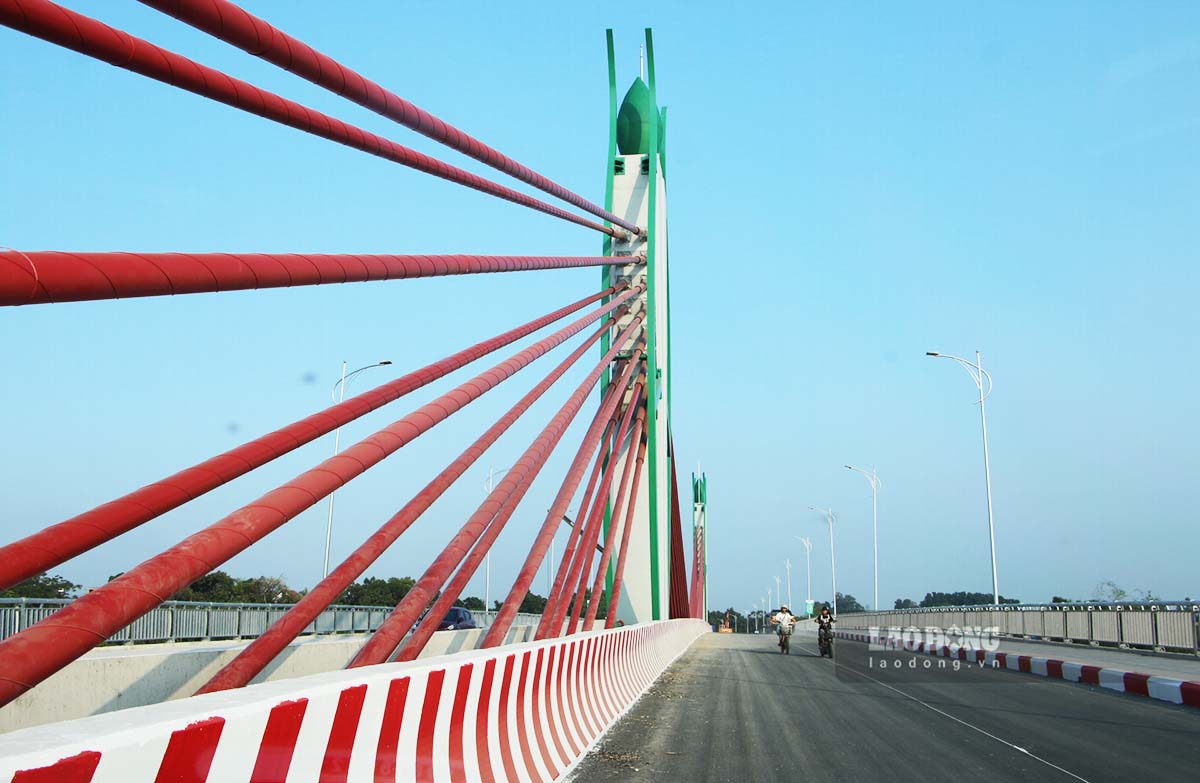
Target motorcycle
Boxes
[817,626,834,658]
[777,622,794,654]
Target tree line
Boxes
[892,582,1169,608]
[0,571,607,617]
[14,571,1167,616]
[892,592,1020,608]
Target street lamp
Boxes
[808,507,837,618]
[775,575,782,609]
[483,465,515,617]
[785,559,793,609]
[845,465,881,610]
[324,360,392,578]
[927,350,999,605]
[795,536,812,609]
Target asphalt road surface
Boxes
[568,629,1200,783]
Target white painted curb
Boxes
[0,619,709,782]
[835,629,1200,709]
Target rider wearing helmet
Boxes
[814,605,836,656]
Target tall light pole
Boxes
[483,465,514,616]
[785,559,793,608]
[927,350,999,605]
[795,535,812,607]
[809,507,837,618]
[775,575,782,609]
[324,360,392,578]
[845,465,882,610]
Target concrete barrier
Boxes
[835,629,1200,709]
[0,619,707,782]
[1,625,537,734]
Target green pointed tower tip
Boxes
[616,77,656,155]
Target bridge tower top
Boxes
[600,29,674,623]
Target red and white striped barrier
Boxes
[0,619,707,782]
[835,629,1200,709]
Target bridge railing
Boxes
[836,602,1200,654]
[0,598,540,646]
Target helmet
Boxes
[780,604,789,612]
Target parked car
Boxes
[436,607,478,631]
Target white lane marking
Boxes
[794,641,1092,783]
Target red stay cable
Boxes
[350,325,645,666]
[480,357,647,648]
[0,286,641,707]
[606,421,648,629]
[0,250,622,306]
[197,314,621,693]
[138,0,642,237]
[0,286,621,591]
[536,419,616,634]
[0,0,623,236]
[561,382,644,637]
[386,348,643,664]
[583,399,647,630]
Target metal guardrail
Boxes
[0,598,542,646]
[836,601,1200,654]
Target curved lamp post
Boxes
[483,465,515,616]
[927,350,998,605]
[795,535,812,608]
[845,465,881,610]
[324,360,392,578]
[808,507,837,617]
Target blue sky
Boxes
[1,1,1197,613]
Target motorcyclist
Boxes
[814,606,836,656]
[770,604,797,644]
